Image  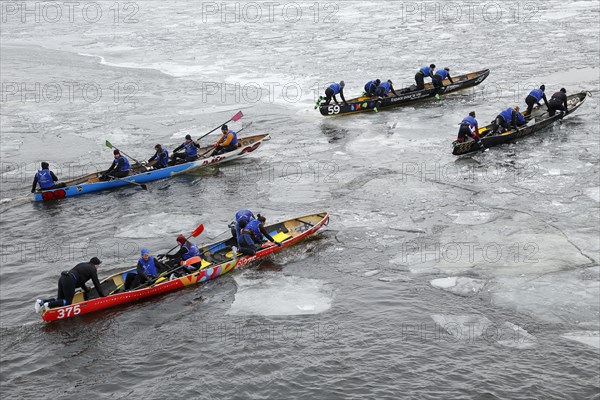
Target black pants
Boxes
[46,272,77,308]
[171,153,198,165]
[548,99,565,117]
[491,116,511,134]
[101,170,129,181]
[415,72,425,90]
[457,124,475,142]
[124,273,154,290]
[211,144,238,156]
[323,87,335,105]
[525,95,538,115]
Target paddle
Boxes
[105,140,142,165]
[197,122,253,158]
[161,223,205,257]
[196,111,243,142]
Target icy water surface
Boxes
[1,1,599,399]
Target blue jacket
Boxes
[419,66,434,77]
[499,108,516,122]
[378,81,392,94]
[364,80,378,93]
[529,89,544,102]
[435,69,449,79]
[461,116,478,129]
[138,256,158,277]
[113,156,131,172]
[329,83,342,94]
[36,169,54,189]
[182,242,199,260]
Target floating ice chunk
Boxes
[431,277,486,297]
[449,211,495,225]
[584,187,600,202]
[562,331,600,349]
[364,270,380,277]
[497,322,537,349]
[431,314,492,340]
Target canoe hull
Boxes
[33,134,270,201]
[319,69,490,116]
[39,212,329,321]
[452,92,588,155]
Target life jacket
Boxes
[364,80,377,93]
[184,141,198,157]
[36,169,54,189]
[138,257,158,277]
[245,219,263,242]
[157,148,169,168]
[329,83,341,94]
[516,112,526,123]
[529,89,544,102]
[114,156,131,172]
[378,81,392,94]
[182,242,199,260]
[435,69,449,79]
[225,130,238,146]
[461,116,478,130]
[499,108,515,122]
[235,210,255,224]
[419,66,433,77]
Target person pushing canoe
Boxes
[236,219,260,256]
[101,150,131,181]
[211,125,239,156]
[230,209,256,238]
[245,214,282,247]
[35,257,106,313]
[525,85,549,115]
[432,67,454,99]
[547,88,569,117]
[490,106,526,136]
[364,79,381,97]
[455,111,485,151]
[415,64,436,90]
[147,144,169,169]
[375,80,399,98]
[170,134,200,165]
[31,162,65,193]
[323,81,348,106]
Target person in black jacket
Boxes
[35,257,106,312]
[548,88,569,117]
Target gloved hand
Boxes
[275,241,282,247]
[31,189,35,193]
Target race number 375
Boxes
[56,305,81,319]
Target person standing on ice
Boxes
[31,162,64,192]
[415,64,436,90]
[323,81,348,106]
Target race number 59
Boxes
[327,105,341,115]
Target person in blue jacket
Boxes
[31,162,64,192]
[170,134,200,165]
[415,64,436,90]
[491,106,526,135]
[147,144,169,169]
[101,150,131,181]
[364,79,381,96]
[375,80,399,98]
[525,85,549,115]
[432,67,454,98]
[230,209,256,238]
[236,219,259,256]
[455,111,485,151]
[245,214,282,247]
[124,248,167,291]
[323,81,347,106]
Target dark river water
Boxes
[1,1,599,399]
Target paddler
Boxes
[31,162,65,193]
[455,111,485,151]
[236,219,259,256]
[415,64,436,90]
[211,125,239,156]
[375,80,399,98]
[323,81,348,106]
[230,209,256,238]
[35,257,106,313]
[123,248,166,291]
[168,234,202,271]
[364,79,381,97]
[170,134,200,165]
[147,144,169,169]
[525,85,549,115]
[245,214,282,247]
[547,88,569,117]
[101,149,131,181]
[432,67,454,99]
[490,106,526,136]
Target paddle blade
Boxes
[105,140,113,149]
[191,224,204,237]
[231,111,243,122]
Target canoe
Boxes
[33,134,270,202]
[318,69,490,116]
[37,212,330,321]
[452,92,588,155]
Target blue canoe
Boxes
[33,134,270,201]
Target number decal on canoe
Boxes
[56,305,81,319]
[41,189,66,201]
[327,105,341,115]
